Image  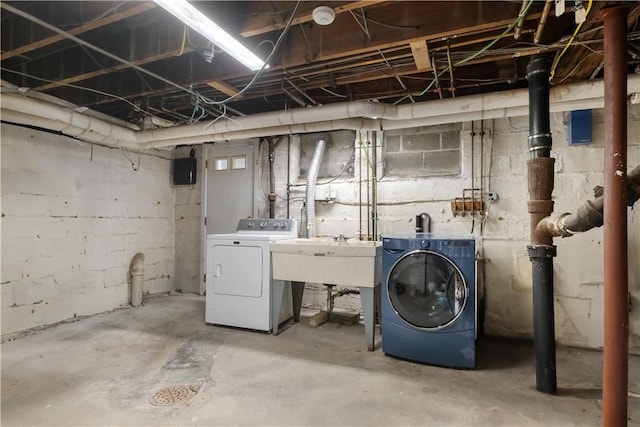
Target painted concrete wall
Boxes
[258,104,640,353]
[173,145,203,295]
[1,124,175,335]
[3,101,638,355]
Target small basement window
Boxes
[384,124,462,177]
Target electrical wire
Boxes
[0,67,166,122]
[121,148,145,171]
[176,25,187,56]
[56,1,127,29]
[318,148,356,185]
[200,0,302,105]
[320,87,349,98]
[393,0,534,105]
[549,0,593,80]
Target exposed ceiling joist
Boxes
[0,2,156,61]
[240,1,387,37]
[410,40,431,70]
[207,80,241,97]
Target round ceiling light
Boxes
[312,6,335,26]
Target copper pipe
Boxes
[534,0,553,44]
[602,6,629,426]
[527,158,555,245]
[514,0,528,40]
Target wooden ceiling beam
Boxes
[0,2,156,61]
[240,1,387,37]
[410,40,431,70]
[207,80,242,97]
[33,48,193,92]
[268,4,545,69]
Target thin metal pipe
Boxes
[446,39,456,98]
[514,0,528,40]
[534,0,553,44]
[372,131,378,240]
[366,134,371,240]
[602,6,629,426]
[432,53,444,100]
[471,121,476,228]
[480,119,485,214]
[287,136,291,219]
[359,132,363,240]
[268,138,276,219]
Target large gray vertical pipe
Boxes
[602,6,628,425]
[526,55,557,394]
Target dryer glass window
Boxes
[387,251,467,329]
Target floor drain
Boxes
[148,385,197,407]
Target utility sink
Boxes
[270,238,381,288]
[270,237,382,351]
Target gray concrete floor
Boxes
[1,294,638,426]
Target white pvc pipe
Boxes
[1,74,638,149]
[136,100,389,144]
[130,253,145,307]
[306,139,326,238]
[139,119,380,148]
[1,94,138,147]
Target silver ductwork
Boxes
[305,139,326,238]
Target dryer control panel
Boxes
[236,218,298,233]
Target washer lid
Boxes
[387,250,467,329]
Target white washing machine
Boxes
[205,218,298,332]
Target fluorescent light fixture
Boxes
[154,0,265,71]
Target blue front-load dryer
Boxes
[381,234,476,368]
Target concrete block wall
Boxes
[259,104,640,353]
[173,145,203,295]
[1,124,175,335]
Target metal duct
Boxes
[305,139,326,238]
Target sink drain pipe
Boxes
[306,138,326,238]
[526,55,557,395]
[130,252,145,306]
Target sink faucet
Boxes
[335,234,347,242]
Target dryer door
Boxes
[387,250,467,329]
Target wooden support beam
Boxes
[207,80,242,97]
[0,3,156,61]
[240,1,386,37]
[410,40,431,70]
[33,48,193,92]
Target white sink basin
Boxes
[270,238,382,288]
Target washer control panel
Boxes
[236,218,297,233]
[405,238,475,259]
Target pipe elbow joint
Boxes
[534,213,573,242]
[130,252,145,275]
